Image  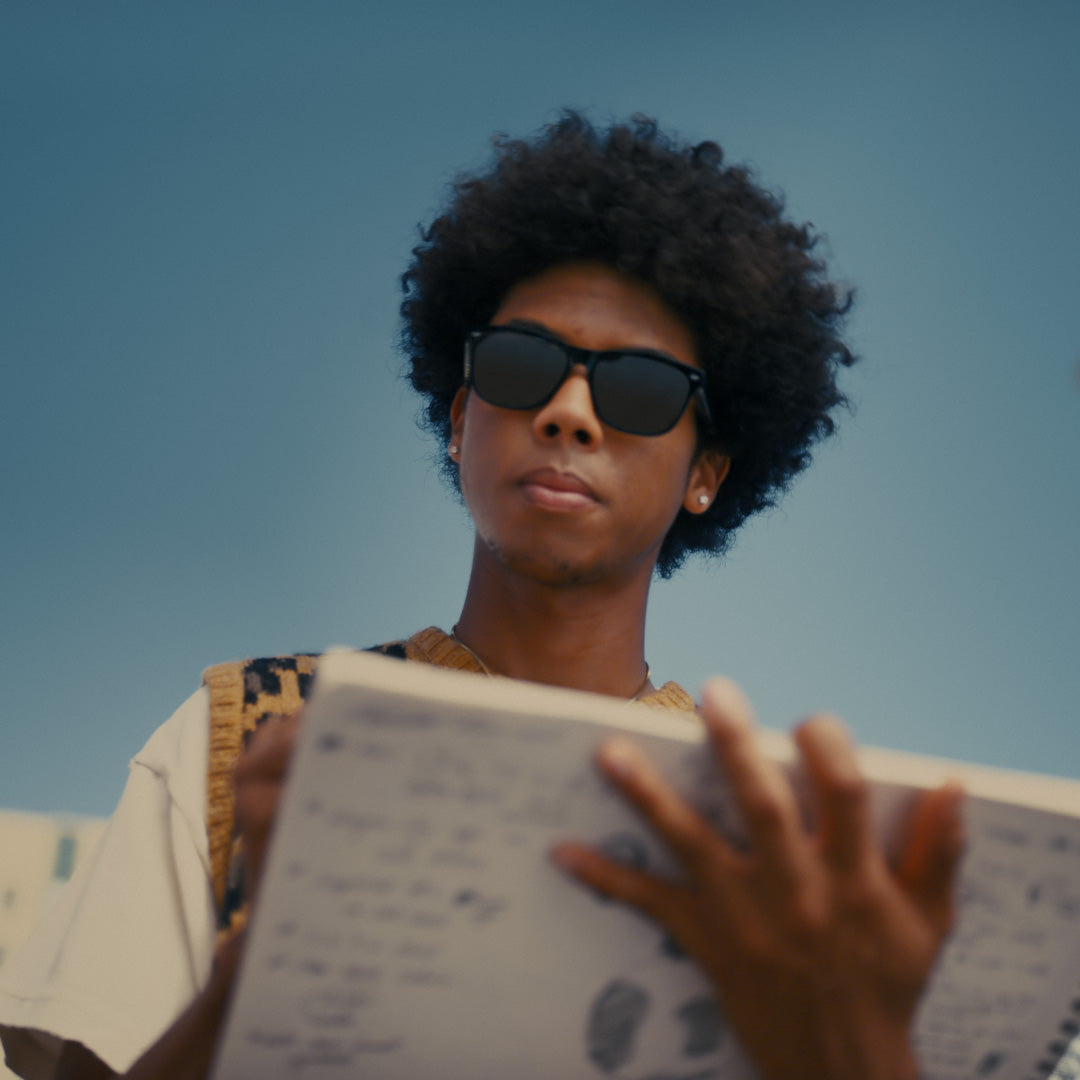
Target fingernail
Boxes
[598,739,639,780]
[701,679,749,730]
[551,844,584,871]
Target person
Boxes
[0,112,964,1080]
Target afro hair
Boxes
[400,111,855,576]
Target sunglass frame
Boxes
[463,325,713,437]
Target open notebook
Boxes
[211,651,1080,1080]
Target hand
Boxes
[233,711,304,903]
[553,678,965,1080]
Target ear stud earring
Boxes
[697,494,709,506]
[448,443,459,456]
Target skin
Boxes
[52,262,964,1080]
[554,683,964,1080]
[450,262,728,698]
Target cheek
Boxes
[641,433,697,498]
[456,408,510,511]
[621,449,694,534]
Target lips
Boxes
[518,467,600,511]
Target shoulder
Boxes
[131,685,211,794]
[200,646,404,922]
[0,688,219,1077]
[201,643,406,718]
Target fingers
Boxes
[551,842,680,922]
[212,925,247,981]
[235,713,299,786]
[602,679,818,892]
[595,738,726,878]
[234,712,302,896]
[794,714,877,876]
[699,678,807,883]
[897,782,966,934]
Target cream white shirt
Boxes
[0,689,215,1078]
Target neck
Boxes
[453,536,655,698]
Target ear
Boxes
[449,386,469,457]
[683,449,731,515]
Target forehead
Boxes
[491,262,699,368]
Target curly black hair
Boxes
[400,111,855,577]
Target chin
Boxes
[485,534,656,591]
[486,537,611,587]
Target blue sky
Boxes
[2,2,1078,816]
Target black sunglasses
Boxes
[463,325,712,437]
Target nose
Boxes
[531,365,604,447]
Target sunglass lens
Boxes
[472,330,566,409]
[593,353,692,435]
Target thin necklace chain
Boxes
[450,624,652,701]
